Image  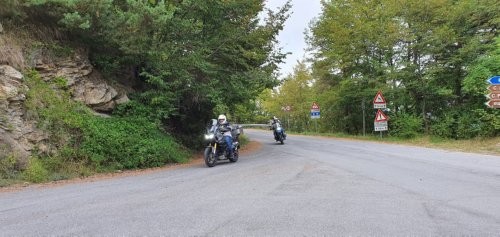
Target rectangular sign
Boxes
[374,104,386,109]
[310,111,320,119]
[374,121,388,131]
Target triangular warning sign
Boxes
[311,102,320,110]
[373,91,386,104]
[374,109,388,122]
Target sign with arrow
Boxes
[487,76,500,85]
[487,93,500,100]
[486,99,500,108]
[373,91,386,109]
[486,76,500,109]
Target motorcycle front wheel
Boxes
[204,147,217,167]
[229,150,239,163]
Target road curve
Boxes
[1,129,500,235]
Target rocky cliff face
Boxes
[0,65,39,163]
[34,50,130,112]
[0,49,132,163]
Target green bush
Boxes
[0,153,19,180]
[389,113,423,138]
[80,116,189,170]
[456,112,481,139]
[22,158,49,183]
[22,71,190,181]
[431,109,500,139]
[431,114,455,138]
[238,134,250,147]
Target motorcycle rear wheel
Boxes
[204,147,217,167]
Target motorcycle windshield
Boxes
[206,119,218,133]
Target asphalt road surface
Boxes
[1,129,500,236]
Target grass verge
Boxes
[290,131,500,156]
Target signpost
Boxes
[310,102,320,119]
[373,91,388,138]
[282,105,292,130]
[310,102,320,133]
[486,76,500,109]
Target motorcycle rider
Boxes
[270,116,287,139]
[217,114,234,159]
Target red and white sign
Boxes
[373,91,386,109]
[282,105,292,111]
[486,99,500,108]
[311,102,320,111]
[374,109,388,122]
[487,93,500,100]
[486,85,500,109]
[489,85,500,92]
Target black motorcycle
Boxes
[271,122,286,144]
[203,119,241,167]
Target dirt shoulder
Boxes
[0,140,262,193]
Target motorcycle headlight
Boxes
[276,127,282,131]
[204,134,214,140]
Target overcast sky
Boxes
[263,0,322,78]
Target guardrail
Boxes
[233,124,269,135]
[238,124,268,128]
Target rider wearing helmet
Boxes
[270,116,287,139]
[217,114,234,159]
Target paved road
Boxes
[1,129,500,236]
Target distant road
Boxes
[1,129,500,235]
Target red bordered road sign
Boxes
[311,102,320,111]
[373,91,386,109]
[374,109,388,122]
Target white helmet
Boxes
[218,114,227,124]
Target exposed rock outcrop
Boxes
[34,50,129,112]
[1,51,133,162]
[0,65,45,164]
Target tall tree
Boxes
[307,0,499,136]
[11,0,292,143]
[261,62,313,132]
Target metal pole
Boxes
[287,113,290,131]
[362,98,366,136]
